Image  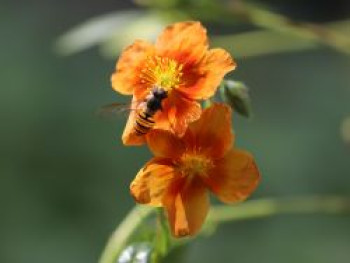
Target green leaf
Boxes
[54,10,143,56]
[99,14,168,58]
[134,0,182,8]
[118,242,155,263]
[98,206,155,263]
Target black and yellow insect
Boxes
[134,86,168,136]
[98,86,168,136]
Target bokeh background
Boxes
[1,0,350,262]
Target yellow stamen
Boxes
[140,56,183,91]
[179,153,213,178]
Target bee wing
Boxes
[96,102,139,119]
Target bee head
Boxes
[151,86,168,100]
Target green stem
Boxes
[236,4,350,54]
[98,205,154,263]
[207,195,350,225]
[183,2,350,55]
[212,20,350,58]
[99,196,350,263]
[155,208,171,257]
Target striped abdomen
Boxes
[134,110,155,136]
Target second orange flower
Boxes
[130,104,260,237]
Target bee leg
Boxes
[138,101,147,110]
[145,94,153,100]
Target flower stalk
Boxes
[99,195,350,263]
[207,195,350,225]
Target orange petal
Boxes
[146,129,185,159]
[130,157,176,207]
[155,21,208,67]
[183,103,233,159]
[122,98,146,146]
[163,177,209,237]
[180,48,236,100]
[206,149,260,204]
[165,91,202,136]
[111,40,155,95]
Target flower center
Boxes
[179,153,213,178]
[140,56,183,91]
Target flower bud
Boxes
[220,79,252,118]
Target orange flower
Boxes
[111,21,236,145]
[130,104,260,237]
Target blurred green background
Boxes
[1,0,350,262]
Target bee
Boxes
[98,86,168,136]
[133,86,168,135]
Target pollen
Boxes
[140,56,183,91]
[179,153,213,178]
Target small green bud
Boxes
[220,80,252,118]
